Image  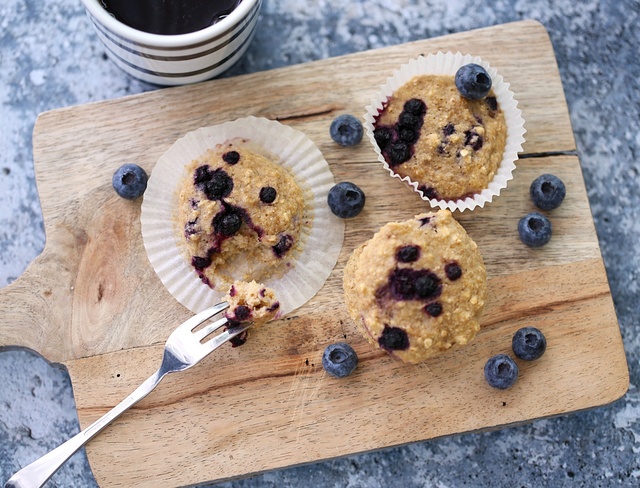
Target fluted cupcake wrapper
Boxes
[364,51,526,212]
[141,116,344,315]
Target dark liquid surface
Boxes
[100,0,243,35]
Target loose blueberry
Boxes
[259,186,277,204]
[455,63,492,100]
[512,327,547,361]
[322,342,358,378]
[330,114,364,146]
[484,354,519,390]
[396,245,421,263]
[530,174,566,210]
[378,325,409,351]
[327,182,366,219]
[112,163,148,200]
[518,212,552,247]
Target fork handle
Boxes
[5,369,166,488]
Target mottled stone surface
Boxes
[1,0,639,486]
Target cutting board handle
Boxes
[0,192,151,362]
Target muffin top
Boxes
[373,74,507,201]
[177,140,306,288]
[343,210,487,364]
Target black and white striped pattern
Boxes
[81,0,262,85]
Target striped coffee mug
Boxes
[80,0,262,86]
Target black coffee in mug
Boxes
[100,0,243,35]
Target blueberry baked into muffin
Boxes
[373,73,507,201]
[177,140,305,287]
[343,210,487,364]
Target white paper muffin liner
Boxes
[364,52,526,212]
[141,116,344,316]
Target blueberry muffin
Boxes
[343,210,486,364]
[177,140,305,287]
[373,74,507,201]
[143,117,345,316]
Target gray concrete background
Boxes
[1,0,639,486]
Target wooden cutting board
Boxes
[0,20,628,487]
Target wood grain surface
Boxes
[0,20,628,487]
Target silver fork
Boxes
[5,301,247,488]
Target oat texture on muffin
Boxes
[177,140,305,288]
[343,209,487,364]
[224,280,281,327]
[373,74,507,201]
[222,280,280,347]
